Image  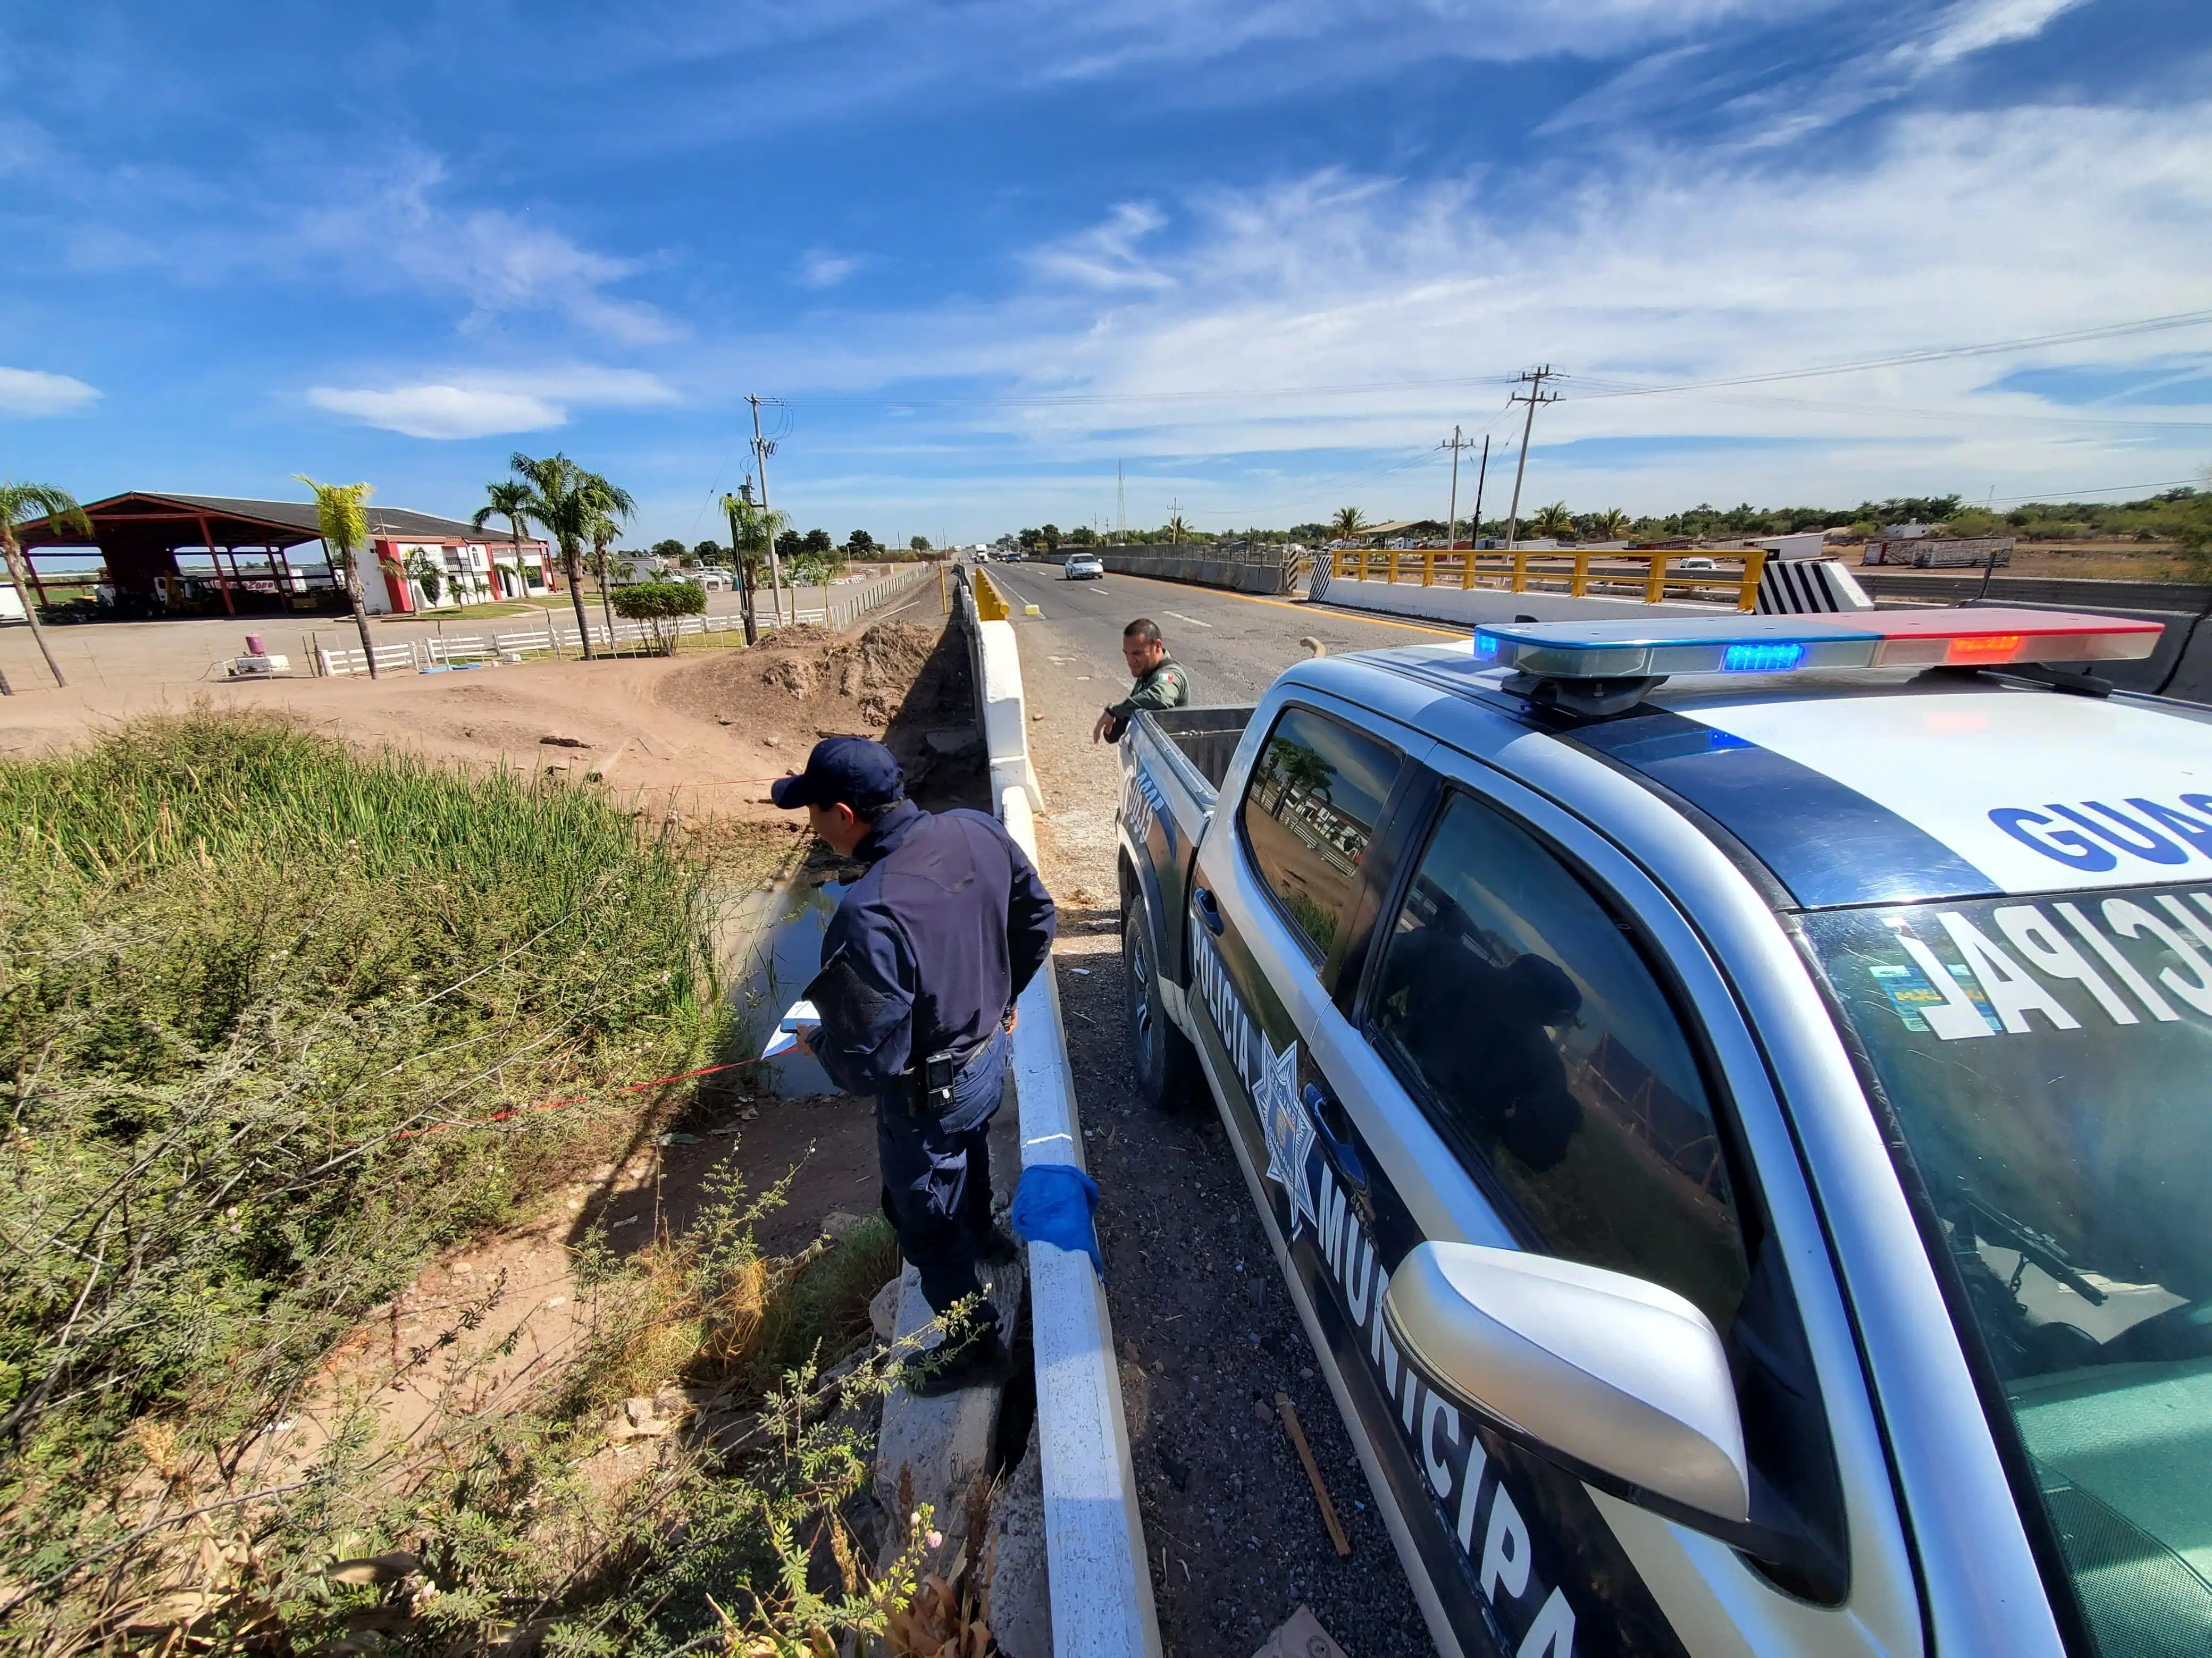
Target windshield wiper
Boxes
[1955,1184,2108,1307]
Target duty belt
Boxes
[905,1031,996,1118]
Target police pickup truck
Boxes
[1115,609,2211,1658]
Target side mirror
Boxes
[1384,1241,1749,1526]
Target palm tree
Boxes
[578,470,636,648]
[1163,514,1192,544]
[1330,507,1367,545]
[507,453,599,658]
[1530,501,1576,541]
[723,493,790,642]
[295,475,379,677]
[1593,507,1632,541]
[1264,737,1334,818]
[403,548,445,607]
[473,479,537,606]
[0,482,90,690]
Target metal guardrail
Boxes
[1322,545,1766,612]
[953,567,1162,1658]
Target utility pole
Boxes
[748,395,789,627]
[1117,461,1126,544]
[1439,424,1476,548]
[1469,434,1490,546]
[1503,365,1558,552]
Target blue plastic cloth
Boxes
[1010,1163,1104,1278]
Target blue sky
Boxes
[2,0,2209,546]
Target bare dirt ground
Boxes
[0,607,969,841]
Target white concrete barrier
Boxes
[1316,572,1729,628]
[959,568,1163,1658]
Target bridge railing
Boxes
[1323,546,1766,612]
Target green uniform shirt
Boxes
[1104,658,1191,741]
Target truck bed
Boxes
[1121,705,1256,1006]
[1137,704,1252,803]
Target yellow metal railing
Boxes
[973,568,1011,621]
[1326,546,1766,612]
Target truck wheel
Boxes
[1125,906,1199,1112]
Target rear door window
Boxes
[1238,706,1402,962]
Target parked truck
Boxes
[1116,610,2208,1658]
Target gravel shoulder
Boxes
[987,563,1440,1658]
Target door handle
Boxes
[1192,886,1224,935]
[1303,1082,1369,1200]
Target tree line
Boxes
[1007,483,2212,556]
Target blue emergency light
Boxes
[1471,609,2163,680]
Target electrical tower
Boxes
[1502,366,1558,552]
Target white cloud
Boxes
[0,366,99,417]
[579,0,1835,119]
[307,366,680,440]
[307,385,564,440]
[797,249,861,289]
[299,153,678,344]
[1026,202,1177,291]
[742,99,2212,519]
[1916,0,2089,65]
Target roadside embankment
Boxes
[0,604,1004,1657]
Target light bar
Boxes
[1471,608,2163,680]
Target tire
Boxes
[1125,903,1201,1112]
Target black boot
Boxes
[903,1324,1012,1398]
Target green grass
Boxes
[0,712,717,1643]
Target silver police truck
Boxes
[1115,608,2209,1658]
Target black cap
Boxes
[770,736,906,812]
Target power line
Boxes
[729,306,2212,416]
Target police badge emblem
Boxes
[1258,1036,1319,1240]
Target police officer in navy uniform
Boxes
[774,737,1057,1395]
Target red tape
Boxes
[391,1056,761,1141]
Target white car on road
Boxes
[1062,554,1105,580]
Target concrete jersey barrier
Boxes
[1093,546,1300,596]
[956,567,1163,1658]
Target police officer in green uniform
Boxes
[1092,617,1191,744]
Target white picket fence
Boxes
[317,568,935,678]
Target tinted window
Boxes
[1239,707,1401,961]
[1371,790,1749,1335]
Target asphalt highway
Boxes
[982,559,1464,706]
[982,559,1455,1656]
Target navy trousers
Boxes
[876,1026,1009,1322]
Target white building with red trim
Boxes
[363,526,558,615]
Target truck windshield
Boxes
[1804,888,2212,1658]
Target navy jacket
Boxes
[807,802,1057,1098]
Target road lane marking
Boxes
[1099,573,1463,637]
[1164,612,1215,629]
